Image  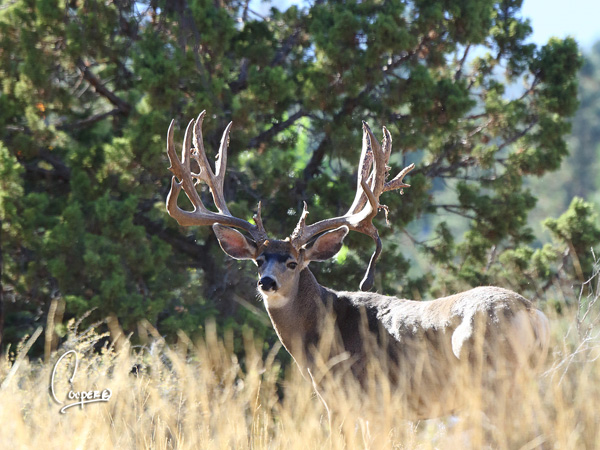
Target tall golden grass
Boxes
[1,285,599,449]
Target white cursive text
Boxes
[50,350,112,414]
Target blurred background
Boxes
[1,0,599,360]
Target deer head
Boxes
[211,224,349,306]
[165,110,414,293]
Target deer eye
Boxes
[287,262,298,270]
[256,259,264,268]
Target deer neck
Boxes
[263,268,330,362]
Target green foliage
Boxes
[544,198,600,277]
[524,41,600,265]
[0,0,595,354]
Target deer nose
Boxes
[258,276,277,292]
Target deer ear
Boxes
[302,226,349,262]
[213,224,257,260]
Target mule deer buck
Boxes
[165,111,550,420]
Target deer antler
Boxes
[165,111,268,243]
[166,112,413,290]
[290,122,414,291]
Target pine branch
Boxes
[76,59,132,115]
[57,108,121,130]
[248,110,308,149]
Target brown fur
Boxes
[264,266,549,419]
[212,229,550,420]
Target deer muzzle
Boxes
[258,276,278,292]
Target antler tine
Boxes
[347,122,393,215]
[348,122,374,215]
[384,163,415,192]
[166,113,268,243]
[382,126,393,167]
[216,122,231,180]
[290,121,414,290]
[290,201,310,244]
[189,112,231,215]
[253,201,267,238]
[167,119,207,214]
[210,120,233,214]
[191,111,207,181]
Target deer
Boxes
[164,110,550,421]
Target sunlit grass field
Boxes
[1,284,600,449]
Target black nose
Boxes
[258,276,277,292]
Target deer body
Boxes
[265,274,549,382]
[212,225,550,419]
[165,111,550,420]
[267,268,549,420]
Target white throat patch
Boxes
[260,290,291,309]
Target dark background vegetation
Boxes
[1,0,599,358]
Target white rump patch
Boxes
[451,319,473,360]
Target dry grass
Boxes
[1,292,600,450]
